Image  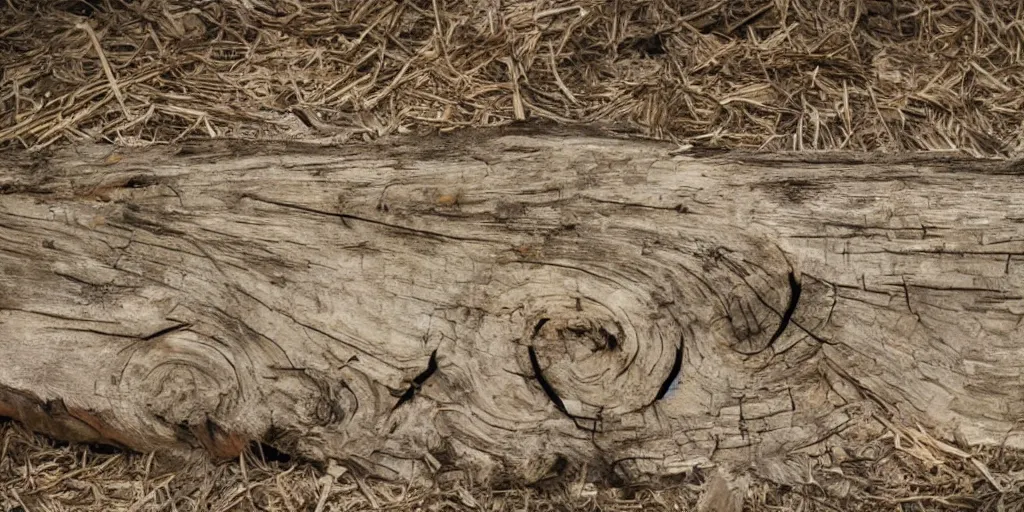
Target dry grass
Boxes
[2,0,1023,154]
[4,0,1024,510]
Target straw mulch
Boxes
[3,417,1023,511]
[3,0,1024,510]
[2,0,1023,154]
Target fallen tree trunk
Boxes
[1,131,1023,484]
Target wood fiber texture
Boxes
[1,133,1023,483]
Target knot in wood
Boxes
[115,330,245,452]
[516,290,682,418]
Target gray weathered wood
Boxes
[1,132,1023,483]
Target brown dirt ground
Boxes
[2,0,1024,510]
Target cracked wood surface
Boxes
[1,132,1023,483]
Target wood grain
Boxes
[1,133,1022,483]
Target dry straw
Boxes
[3,416,1023,511]
[2,0,1023,154]
[3,0,1024,510]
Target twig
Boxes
[10,488,30,512]
[76,21,131,120]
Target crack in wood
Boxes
[582,196,691,212]
[142,322,191,341]
[727,268,803,356]
[391,349,439,411]
[531,318,549,339]
[767,272,802,349]
[655,344,683,401]
[597,326,619,351]
[246,195,502,244]
[0,307,120,324]
[527,345,569,417]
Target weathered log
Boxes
[1,132,1023,484]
